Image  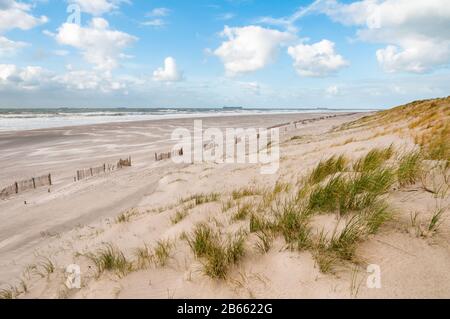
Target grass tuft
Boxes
[428,207,445,233]
[87,244,132,277]
[309,155,347,184]
[34,257,55,278]
[116,208,138,223]
[233,202,253,221]
[0,286,18,299]
[153,240,173,267]
[308,168,395,215]
[329,216,365,261]
[363,202,392,234]
[133,244,153,269]
[353,145,394,172]
[276,201,312,250]
[232,187,261,200]
[187,224,246,279]
[171,208,189,225]
[255,230,274,254]
[181,193,221,206]
[397,151,422,187]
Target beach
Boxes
[0,102,449,299]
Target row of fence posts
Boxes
[0,174,52,199]
[154,134,265,162]
[2,115,347,198]
[76,157,132,181]
[155,148,184,161]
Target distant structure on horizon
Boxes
[222,107,243,111]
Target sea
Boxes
[0,107,373,132]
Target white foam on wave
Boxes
[0,109,365,132]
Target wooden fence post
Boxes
[48,174,52,186]
[32,178,36,189]
[15,182,18,194]
[90,168,93,176]
[103,164,106,173]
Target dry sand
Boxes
[0,111,449,299]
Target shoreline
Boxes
[0,110,371,133]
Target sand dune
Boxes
[0,100,449,299]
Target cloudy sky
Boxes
[0,0,449,109]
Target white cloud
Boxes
[376,39,450,73]
[55,18,137,71]
[258,0,450,73]
[56,69,127,92]
[326,85,339,95]
[288,40,349,77]
[153,57,183,82]
[0,64,51,90]
[217,13,235,21]
[142,19,166,27]
[70,0,128,16]
[147,7,171,17]
[143,7,171,27]
[0,0,48,33]
[312,0,450,73]
[213,25,295,76]
[0,63,135,93]
[0,36,28,56]
[0,0,47,57]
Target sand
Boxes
[0,111,449,299]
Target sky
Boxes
[0,0,449,109]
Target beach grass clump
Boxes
[342,168,395,211]
[171,208,189,225]
[428,207,445,234]
[133,244,153,269]
[153,240,173,267]
[116,208,138,224]
[116,213,130,223]
[249,214,273,233]
[313,250,338,274]
[397,151,422,187]
[187,223,215,258]
[232,187,261,200]
[255,230,274,254]
[308,168,395,215]
[273,181,291,194]
[276,201,312,250]
[308,175,345,213]
[353,146,394,172]
[221,199,235,213]
[362,202,392,234]
[233,202,253,221]
[33,257,55,278]
[187,224,246,279]
[311,202,392,273]
[309,155,347,184]
[87,244,132,277]
[328,216,365,261]
[181,193,221,206]
[133,240,173,269]
[0,285,19,299]
[424,125,450,161]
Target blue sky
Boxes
[0,0,449,109]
